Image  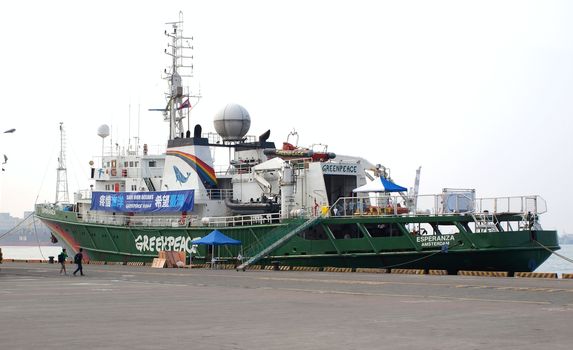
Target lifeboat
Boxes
[224,198,281,215]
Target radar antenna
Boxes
[161,11,201,140]
[55,122,70,204]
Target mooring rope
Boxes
[0,211,36,241]
[534,240,573,264]
[31,212,47,260]
[375,242,463,270]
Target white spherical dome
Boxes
[97,124,110,138]
[213,104,251,141]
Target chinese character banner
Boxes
[90,190,194,213]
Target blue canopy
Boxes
[352,177,408,193]
[193,230,241,246]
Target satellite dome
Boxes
[213,104,251,141]
[97,124,110,138]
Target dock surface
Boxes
[1,262,572,349]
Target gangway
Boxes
[237,216,320,270]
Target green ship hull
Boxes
[36,205,559,274]
[34,16,560,276]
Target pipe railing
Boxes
[328,194,547,218]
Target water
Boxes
[1,245,64,260]
[535,243,573,274]
[2,244,573,274]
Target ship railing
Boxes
[203,132,257,145]
[74,189,93,201]
[474,195,546,215]
[195,189,234,201]
[200,212,282,227]
[72,188,234,202]
[328,194,547,218]
[82,212,198,227]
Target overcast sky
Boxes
[0,0,571,234]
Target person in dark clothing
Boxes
[58,248,68,275]
[73,248,84,276]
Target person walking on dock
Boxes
[58,248,68,275]
[73,248,84,276]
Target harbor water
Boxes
[2,244,572,274]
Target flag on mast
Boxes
[178,98,192,110]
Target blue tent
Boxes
[194,230,241,246]
[352,177,408,193]
[194,230,241,269]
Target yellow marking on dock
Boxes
[290,266,320,272]
[355,268,388,274]
[88,261,106,265]
[515,272,558,279]
[323,267,352,273]
[458,270,508,277]
[390,269,425,275]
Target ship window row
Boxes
[123,161,139,168]
[102,161,140,168]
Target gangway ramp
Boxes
[237,216,321,270]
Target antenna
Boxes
[137,103,141,155]
[161,11,197,140]
[55,122,70,204]
[128,104,131,151]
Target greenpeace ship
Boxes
[35,14,560,274]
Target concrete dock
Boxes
[1,262,572,350]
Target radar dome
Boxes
[213,104,251,141]
[97,124,110,139]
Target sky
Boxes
[0,1,572,234]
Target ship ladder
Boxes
[143,177,156,191]
[237,216,320,271]
[471,213,499,233]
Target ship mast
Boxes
[163,11,197,140]
[55,122,69,204]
